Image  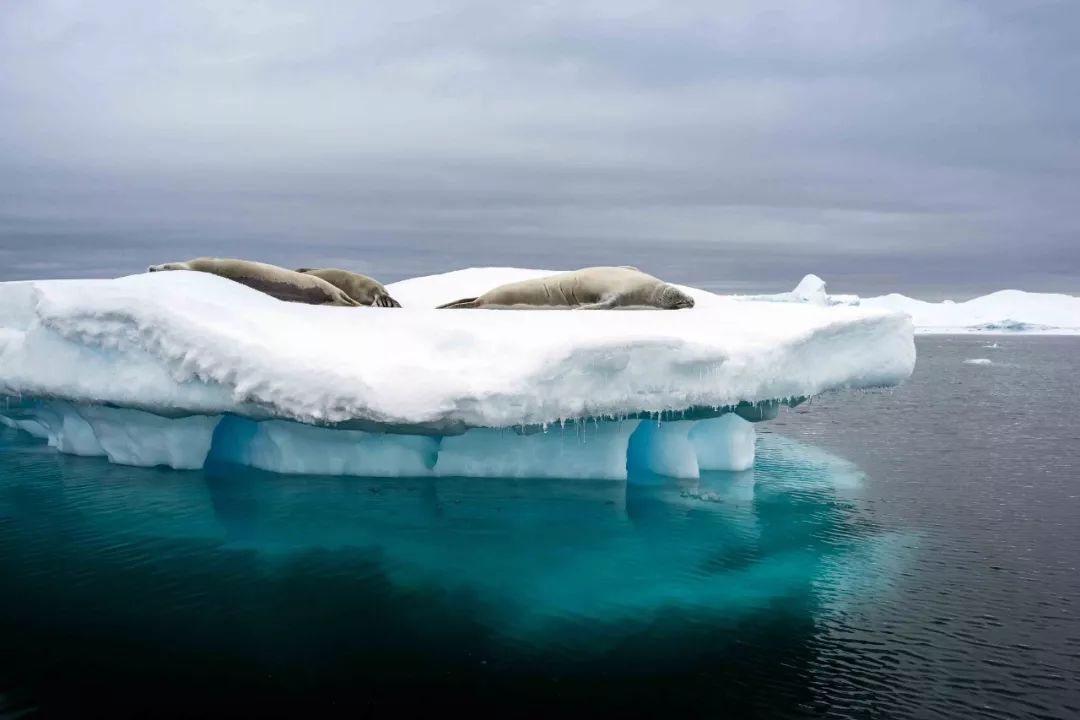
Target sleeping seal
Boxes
[147,257,361,306]
[436,267,695,310]
[295,267,401,308]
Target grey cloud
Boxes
[0,0,1077,297]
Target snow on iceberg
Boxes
[0,269,915,477]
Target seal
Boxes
[295,267,401,308]
[436,266,695,310]
[147,257,361,306]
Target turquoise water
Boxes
[1,336,1077,717]
[0,428,905,716]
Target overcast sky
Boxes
[1,0,1077,297]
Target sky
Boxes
[1,0,1078,298]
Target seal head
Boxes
[656,285,695,309]
[295,267,402,308]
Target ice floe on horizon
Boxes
[744,274,1079,335]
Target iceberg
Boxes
[741,273,860,307]
[751,275,1080,334]
[862,290,1080,334]
[0,268,915,477]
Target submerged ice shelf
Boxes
[0,424,902,638]
[0,269,916,477]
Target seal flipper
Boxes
[336,293,362,307]
[436,297,481,309]
[575,295,619,310]
[321,296,362,307]
[375,293,402,308]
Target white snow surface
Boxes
[749,275,1079,334]
[0,269,915,430]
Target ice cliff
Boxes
[0,269,916,477]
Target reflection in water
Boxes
[0,426,911,715]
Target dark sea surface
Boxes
[0,335,1077,718]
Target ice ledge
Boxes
[1,399,757,480]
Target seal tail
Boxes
[436,297,481,309]
[295,267,314,273]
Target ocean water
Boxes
[0,336,1077,718]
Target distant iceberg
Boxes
[0,269,916,476]
[862,290,1079,334]
[741,273,860,307]
[747,275,1079,335]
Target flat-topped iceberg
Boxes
[0,268,915,477]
